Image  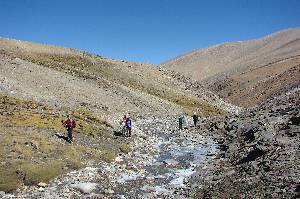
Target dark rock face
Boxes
[241,127,257,143]
[290,116,300,125]
[237,147,265,165]
[188,87,300,198]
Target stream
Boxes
[112,115,218,198]
[3,115,218,199]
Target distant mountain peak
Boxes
[161,28,300,107]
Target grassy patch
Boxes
[13,52,224,116]
[0,167,20,193]
[143,87,224,116]
[0,130,81,192]
[119,143,131,154]
[9,113,65,131]
[0,95,113,137]
[71,108,113,128]
[16,52,94,72]
[0,95,119,192]
[19,161,65,186]
[100,150,116,162]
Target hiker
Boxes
[63,115,76,143]
[178,113,185,130]
[192,112,199,127]
[125,113,132,137]
[120,114,127,136]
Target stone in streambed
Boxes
[163,159,179,166]
[37,182,47,188]
[104,188,115,194]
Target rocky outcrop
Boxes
[189,87,300,198]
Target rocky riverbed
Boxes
[1,114,218,199]
[188,87,300,199]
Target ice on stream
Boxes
[113,119,218,197]
[117,172,141,183]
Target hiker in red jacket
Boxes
[119,114,127,136]
[63,115,76,143]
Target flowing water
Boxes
[113,116,218,198]
[2,115,218,199]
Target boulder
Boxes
[37,182,47,188]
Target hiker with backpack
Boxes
[178,113,185,130]
[119,114,127,136]
[192,112,199,127]
[125,113,132,137]
[63,115,76,143]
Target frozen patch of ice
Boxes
[169,176,185,187]
[154,174,166,179]
[168,168,196,188]
[141,185,156,192]
[163,159,179,166]
[152,161,163,166]
[154,186,172,195]
[155,139,169,148]
[70,182,97,194]
[84,167,98,172]
[141,185,171,195]
[174,168,196,177]
[117,173,141,183]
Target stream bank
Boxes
[3,114,218,199]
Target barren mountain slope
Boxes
[0,38,224,120]
[0,38,226,192]
[210,55,300,107]
[161,28,300,107]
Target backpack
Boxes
[66,118,76,128]
[193,115,198,122]
[179,115,184,123]
[126,117,132,128]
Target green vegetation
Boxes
[119,143,131,154]
[71,108,113,128]
[16,52,94,74]
[18,161,66,186]
[0,95,123,192]
[146,88,225,116]
[0,128,83,192]
[100,150,116,162]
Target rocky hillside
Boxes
[0,38,224,118]
[0,37,226,193]
[188,87,300,198]
[161,28,300,107]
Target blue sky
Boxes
[0,0,300,64]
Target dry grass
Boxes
[0,95,123,192]
[0,127,84,192]
[119,143,131,154]
[11,51,224,116]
